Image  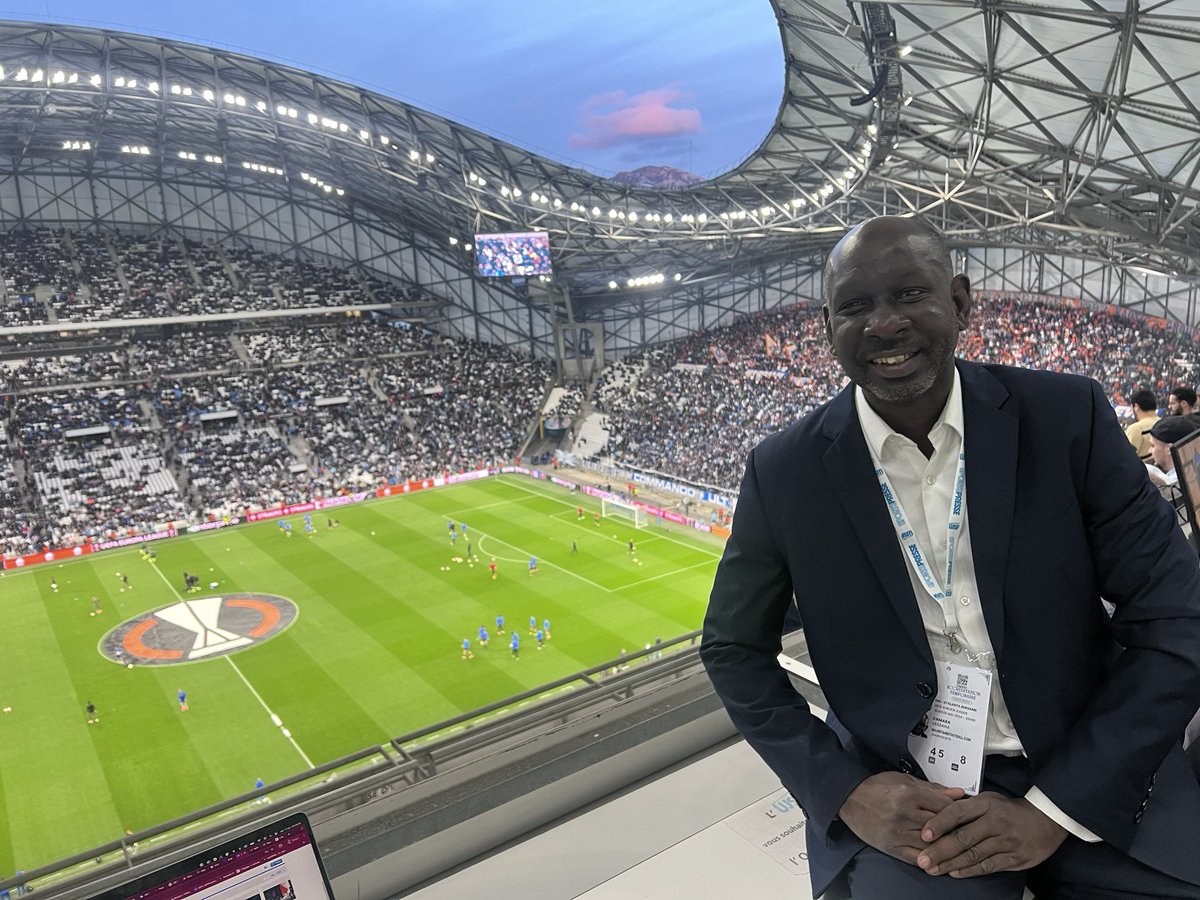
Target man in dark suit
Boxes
[701,216,1200,898]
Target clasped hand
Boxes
[838,773,1067,878]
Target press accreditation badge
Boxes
[906,662,992,795]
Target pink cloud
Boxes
[570,85,703,150]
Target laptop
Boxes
[90,813,334,900]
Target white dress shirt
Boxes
[855,369,1100,842]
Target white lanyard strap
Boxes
[871,448,967,653]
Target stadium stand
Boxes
[592,296,1200,490]
[0,232,554,547]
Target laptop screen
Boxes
[91,814,334,900]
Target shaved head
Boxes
[823,217,951,303]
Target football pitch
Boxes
[0,474,723,872]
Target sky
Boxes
[1,1,785,177]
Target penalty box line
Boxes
[497,475,724,559]
[444,516,614,594]
[145,561,314,769]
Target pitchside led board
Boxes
[1169,425,1200,555]
[474,231,553,278]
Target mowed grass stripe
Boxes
[116,552,315,817]
[0,573,127,870]
[238,524,531,732]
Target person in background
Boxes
[1125,389,1160,462]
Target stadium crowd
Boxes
[594,294,1200,489]
[5,225,1200,553]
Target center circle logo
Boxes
[100,593,298,666]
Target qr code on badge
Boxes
[957,674,969,687]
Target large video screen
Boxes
[475,231,552,277]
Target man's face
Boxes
[1151,435,1172,471]
[1168,394,1181,415]
[823,220,969,406]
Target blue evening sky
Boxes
[3,1,784,177]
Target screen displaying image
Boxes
[474,231,552,277]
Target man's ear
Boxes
[822,304,833,345]
[951,274,972,328]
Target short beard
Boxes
[851,337,957,405]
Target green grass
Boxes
[0,474,721,872]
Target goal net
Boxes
[602,498,647,529]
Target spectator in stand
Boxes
[1147,415,1199,487]
[1125,389,1160,462]
[1168,386,1197,417]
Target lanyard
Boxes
[870,446,967,654]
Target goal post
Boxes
[601,497,647,529]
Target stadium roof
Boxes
[0,2,1196,313]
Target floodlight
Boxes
[236,96,246,107]
[591,207,601,216]
[359,129,369,140]
[287,108,297,118]
[697,213,707,223]
[51,70,64,83]
[673,273,682,281]
[338,122,348,132]
[379,135,389,144]
[663,213,673,223]
[32,70,44,82]
[608,281,617,289]
[256,100,267,111]
[307,113,318,124]
[67,72,77,84]
[899,44,913,57]
[449,236,458,245]
[128,79,137,88]
[424,152,434,163]
[202,89,214,101]
[89,73,101,86]
[511,188,521,198]
[182,87,193,96]
[15,68,27,81]
[148,81,159,93]
[335,188,344,196]
[409,149,420,160]
[628,212,638,223]
[553,198,562,208]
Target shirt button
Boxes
[959,596,971,606]
[917,682,935,699]
[926,476,936,485]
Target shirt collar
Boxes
[855,366,963,460]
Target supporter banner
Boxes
[583,458,733,505]
[186,517,242,534]
[377,479,436,498]
[673,362,708,374]
[245,494,373,522]
[447,469,490,484]
[3,542,93,570]
[745,368,787,380]
[95,527,178,551]
[630,471,698,498]
[317,491,372,508]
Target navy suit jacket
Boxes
[701,360,1200,893]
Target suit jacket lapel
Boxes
[958,361,1016,662]
[822,386,932,662]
